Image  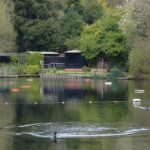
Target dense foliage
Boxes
[80,8,129,68]
[13,0,65,52]
[120,0,150,77]
[10,52,43,75]
[0,0,16,52]
[129,41,150,78]
[1,0,150,77]
[80,22,101,61]
[60,4,84,50]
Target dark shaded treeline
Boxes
[12,0,130,68]
[13,0,103,52]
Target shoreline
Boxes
[0,73,149,80]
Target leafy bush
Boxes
[10,53,28,65]
[10,53,44,66]
[129,47,150,78]
[23,65,40,75]
[27,53,44,66]
[14,64,26,75]
[18,53,28,64]
[13,64,40,75]
[0,64,16,75]
[82,66,91,72]
[44,68,58,73]
[10,55,18,64]
[92,73,106,79]
[107,67,125,79]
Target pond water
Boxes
[0,78,150,150]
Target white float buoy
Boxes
[134,90,145,94]
[34,102,38,105]
[5,102,8,105]
[62,101,65,104]
[27,79,33,82]
[133,98,141,102]
[105,82,112,85]
[89,101,92,104]
[133,103,141,108]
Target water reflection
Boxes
[0,78,150,150]
[0,103,15,150]
[41,79,128,102]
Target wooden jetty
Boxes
[40,73,92,79]
[0,75,18,78]
[0,70,18,78]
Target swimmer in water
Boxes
[54,131,57,143]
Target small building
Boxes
[65,50,86,69]
[28,50,86,69]
[28,51,65,68]
[0,53,16,63]
[40,52,64,68]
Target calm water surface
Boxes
[0,78,150,150]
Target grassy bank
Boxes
[1,64,149,80]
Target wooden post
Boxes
[102,58,104,69]
[40,61,44,76]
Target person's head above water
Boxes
[54,131,57,137]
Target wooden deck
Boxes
[0,75,18,78]
[40,73,92,79]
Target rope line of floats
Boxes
[2,80,149,110]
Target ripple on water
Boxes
[2,122,150,139]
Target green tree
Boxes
[66,0,83,14]
[26,52,43,66]
[120,0,150,46]
[66,0,80,7]
[13,0,63,52]
[81,0,103,24]
[80,10,129,67]
[119,1,136,45]
[64,37,80,50]
[99,15,129,67]
[120,0,150,77]
[0,0,16,52]
[129,41,150,78]
[80,23,101,61]
[60,5,84,50]
[22,20,60,51]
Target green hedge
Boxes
[107,67,125,79]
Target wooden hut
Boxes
[0,53,15,63]
[64,50,86,70]
[28,51,65,68]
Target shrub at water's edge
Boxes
[6,52,43,76]
[129,47,150,79]
[107,67,125,79]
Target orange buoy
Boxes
[85,79,91,82]
[11,88,20,92]
[21,85,30,88]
